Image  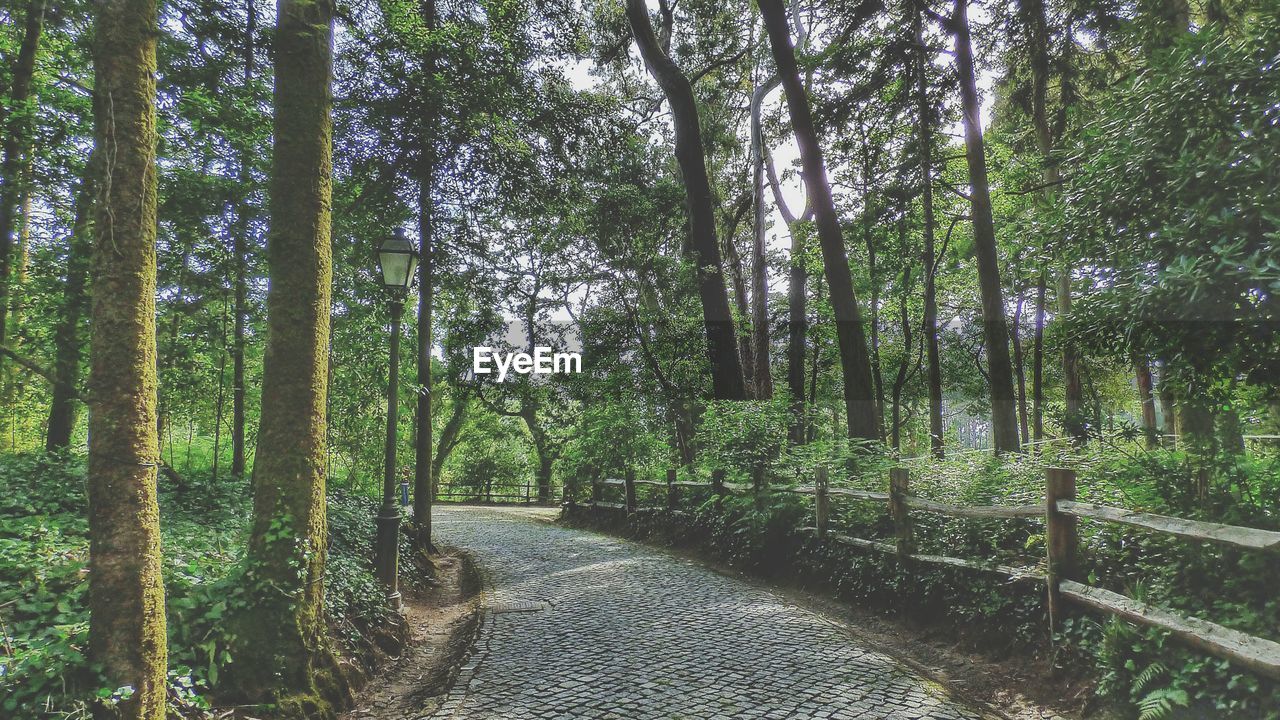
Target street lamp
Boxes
[374,227,419,610]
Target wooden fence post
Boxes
[666,466,677,510]
[711,468,726,508]
[591,467,602,505]
[1046,467,1079,632]
[624,468,637,514]
[815,465,829,539]
[889,468,915,557]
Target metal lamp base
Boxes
[374,505,401,610]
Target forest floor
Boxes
[343,550,483,720]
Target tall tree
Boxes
[1018,0,1086,444]
[912,1,945,457]
[412,0,438,548]
[749,75,778,400]
[759,0,879,440]
[765,149,810,443]
[624,0,747,400]
[87,0,167,716]
[230,0,349,709]
[231,0,258,478]
[46,157,96,450]
[951,0,1021,453]
[0,0,47,354]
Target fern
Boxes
[1137,687,1188,720]
[1133,662,1167,695]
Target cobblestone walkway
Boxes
[428,506,991,720]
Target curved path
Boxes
[429,505,991,720]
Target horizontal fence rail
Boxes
[573,464,1280,681]
[437,480,534,504]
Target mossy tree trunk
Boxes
[759,0,879,441]
[229,0,349,713]
[46,154,96,450]
[87,0,167,716]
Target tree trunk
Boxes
[0,0,46,356]
[46,157,95,451]
[913,5,945,458]
[625,0,746,400]
[890,265,913,452]
[1032,273,1046,444]
[1020,0,1085,446]
[766,150,809,443]
[723,219,755,394]
[413,173,434,539]
[431,391,467,480]
[749,78,777,400]
[231,0,257,479]
[864,194,885,441]
[1136,359,1158,449]
[1012,291,1030,445]
[759,0,878,441]
[87,0,167,716]
[9,189,32,336]
[212,295,228,481]
[230,0,349,709]
[1157,367,1176,447]
[952,0,1020,454]
[413,0,437,540]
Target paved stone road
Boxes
[428,506,991,720]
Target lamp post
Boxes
[374,228,419,610]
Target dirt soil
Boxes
[342,550,482,720]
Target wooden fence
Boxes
[437,479,535,504]
[574,466,1280,681]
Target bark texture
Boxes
[749,77,779,400]
[46,156,96,450]
[230,0,349,712]
[953,0,1020,453]
[87,0,167,716]
[760,0,879,440]
[624,0,747,400]
[410,0,437,544]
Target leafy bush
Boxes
[0,453,397,717]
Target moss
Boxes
[85,0,168,717]
[224,0,346,712]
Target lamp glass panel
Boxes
[405,253,419,286]
[379,251,413,288]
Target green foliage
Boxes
[1061,19,1280,384]
[0,453,396,717]
[697,398,790,479]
